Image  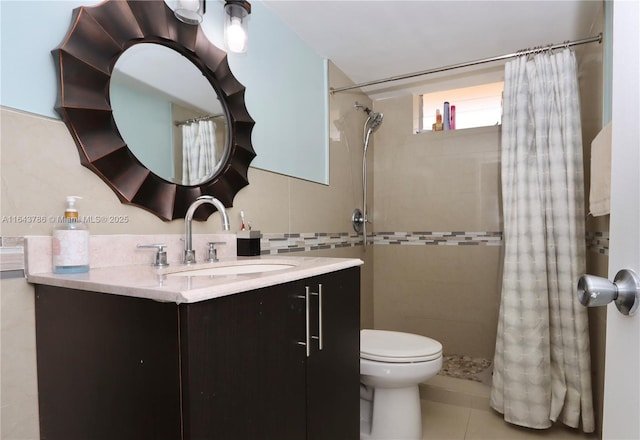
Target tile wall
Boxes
[370,116,503,359]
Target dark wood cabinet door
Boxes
[259,279,309,439]
[181,283,307,440]
[35,286,182,440]
[306,268,361,440]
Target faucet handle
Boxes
[183,249,196,265]
[205,241,226,263]
[137,243,169,267]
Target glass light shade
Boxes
[224,2,250,53]
[174,0,204,25]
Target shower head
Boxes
[367,112,383,132]
[363,112,383,153]
[355,101,384,151]
[355,101,384,131]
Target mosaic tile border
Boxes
[260,232,362,255]
[586,231,609,255]
[260,231,504,254]
[260,230,611,254]
[0,236,25,278]
[372,231,503,246]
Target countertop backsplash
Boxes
[24,234,237,275]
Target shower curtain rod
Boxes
[330,33,602,94]
[174,113,225,126]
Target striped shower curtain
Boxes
[181,120,218,185]
[491,49,594,432]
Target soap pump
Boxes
[52,196,90,273]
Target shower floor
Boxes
[438,354,492,385]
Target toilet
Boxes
[360,329,443,440]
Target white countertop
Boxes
[26,255,363,304]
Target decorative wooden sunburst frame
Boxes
[52,0,255,221]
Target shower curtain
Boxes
[181,120,218,185]
[491,49,594,432]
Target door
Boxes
[602,1,639,439]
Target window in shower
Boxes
[417,81,504,132]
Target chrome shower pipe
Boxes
[361,114,373,242]
[352,102,383,247]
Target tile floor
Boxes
[419,376,599,440]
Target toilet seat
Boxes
[361,329,442,363]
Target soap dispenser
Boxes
[52,196,90,273]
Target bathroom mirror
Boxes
[110,43,229,186]
[52,0,255,221]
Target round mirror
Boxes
[111,43,229,186]
[51,0,255,221]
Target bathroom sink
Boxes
[166,262,295,277]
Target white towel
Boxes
[589,122,612,216]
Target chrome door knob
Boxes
[577,269,640,316]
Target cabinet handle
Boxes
[296,288,311,357]
[311,284,323,350]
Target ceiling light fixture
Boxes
[174,0,205,25]
[224,1,251,53]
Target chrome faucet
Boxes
[183,195,230,264]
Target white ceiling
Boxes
[262,0,603,99]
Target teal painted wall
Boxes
[110,77,174,181]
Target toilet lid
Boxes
[360,329,442,363]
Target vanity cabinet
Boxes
[34,267,360,440]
